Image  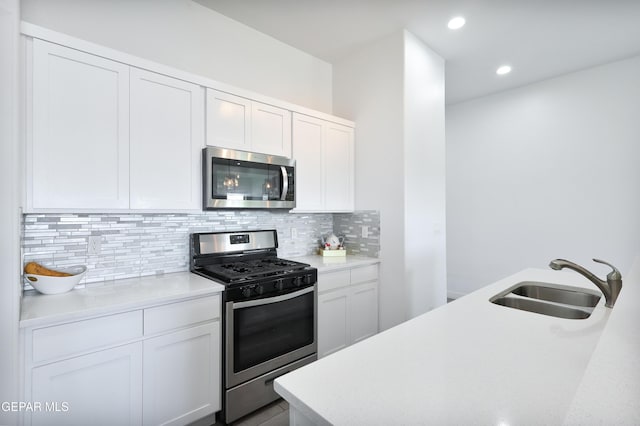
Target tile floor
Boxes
[213,399,289,426]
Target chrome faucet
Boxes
[549,258,623,308]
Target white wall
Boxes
[20,0,333,112]
[446,55,640,297]
[333,30,447,329]
[0,0,21,423]
[333,31,406,330]
[403,32,447,316]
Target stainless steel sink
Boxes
[511,282,601,308]
[491,296,592,319]
[490,281,601,319]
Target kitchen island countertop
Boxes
[275,257,640,425]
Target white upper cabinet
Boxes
[292,113,354,212]
[26,30,355,212]
[206,89,292,158]
[291,114,324,211]
[324,122,354,211]
[130,68,204,210]
[31,39,130,210]
[251,102,292,157]
[29,40,204,212]
[205,90,251,151]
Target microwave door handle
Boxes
[280,166,288,201]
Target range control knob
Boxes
[293,276,303,287]
[241,287,252,298]
[274,279,284,291]
[255,285,264,295]
[304,274,314,284]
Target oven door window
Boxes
[233,290,314,373]
[212,158,284,201]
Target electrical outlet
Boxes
[291,227,298,239]
[88,235,101,255]
[361,225,369,238]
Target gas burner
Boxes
[198,257,312,284]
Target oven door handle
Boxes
[232,286,314,309]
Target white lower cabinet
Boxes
[143,323,220,426]
[30,343,143,426]
[22,294,221,426]
[350,281,379,344]
[318,287,350,357]
[317,264,379,358]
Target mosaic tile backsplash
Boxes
[334,211,380,258]
[22,210,379,288]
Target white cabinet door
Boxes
[30,343,143,426]
[292,113,355,212]
[324,122,354,211]
[251,102,291,157]
[205,90,251,151]
[206,89,292,157]
[318,266,379,358]
[31,39,130,210]
[130,68,204,210]
[143,322,221,426]
[350,281,379,344]
[292,114,324,211]
[317,287,350,358]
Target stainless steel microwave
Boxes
[203,147,295,209]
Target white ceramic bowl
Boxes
[24,265,87,295]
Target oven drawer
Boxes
[144,294,221,335]
[225,354,316,424]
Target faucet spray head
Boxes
[549,259,564,270]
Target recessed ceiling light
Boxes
[496,65,512,75]
[447,16,466,30]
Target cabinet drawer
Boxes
[351,264,379,284]
[318,269,351,293]
[144,294,220,335]
[32,310,142,364]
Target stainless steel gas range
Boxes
[190,230,317,424]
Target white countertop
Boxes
[20,272,224,328]
[19,256,379,329]
[275,264,640,425]
[563,256,640,425]
[291,255,380,273]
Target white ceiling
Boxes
[194,0,640,105]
